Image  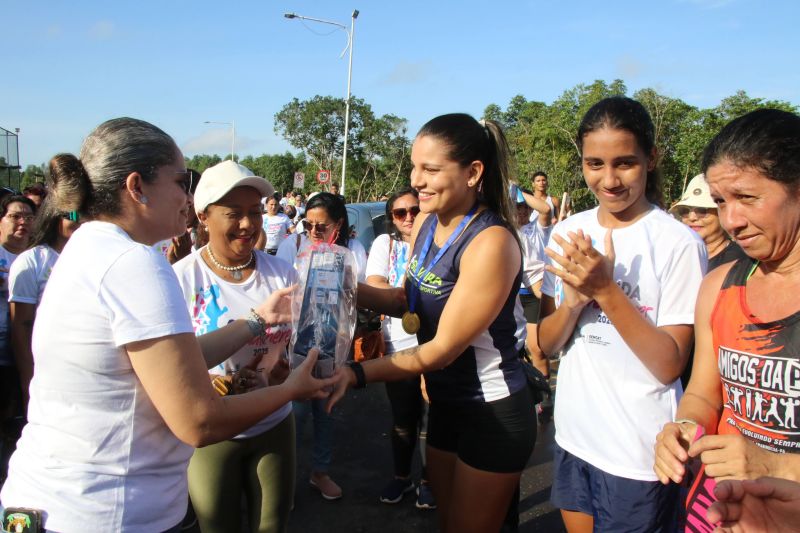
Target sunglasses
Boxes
[674,206,713,218]
[392,206,420,220]
[306,222,331,233]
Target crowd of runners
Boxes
[0,99,799,533]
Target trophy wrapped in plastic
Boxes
[288,240,358,378]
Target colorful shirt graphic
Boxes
[190,284,229,335]
[172,249,295,438]
[686,257,800,531]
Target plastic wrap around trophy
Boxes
[288,241,358,378]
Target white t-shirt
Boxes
[0,245,18,366]
[262,213,293,251]
[276,233,367,282]
[365,234,417,353]
[8,244,59,306]
[519,222,546,291]
[172,248,295,439]
[542,206,707,481]
[153,238,172,257]
[529,195,556,223]
[0,221,195,532]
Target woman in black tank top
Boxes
[329,113,536,532]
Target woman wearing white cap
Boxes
[670,174,746,272]
[173,160,299,533]
[0,118,333,533]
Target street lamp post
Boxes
[203,120,236,161]
[284,10,359,197]
[13,128,20,189]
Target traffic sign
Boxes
[317,170,331,184]
[293,171,305,189]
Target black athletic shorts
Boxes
[427,387,536,473]
[519,293,540,324]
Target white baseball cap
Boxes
[194,160,275,213]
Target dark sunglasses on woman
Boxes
[306,222,331,233]
[392,206,421,220]
[674,206,713,218]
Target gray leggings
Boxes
[188,413,296,533]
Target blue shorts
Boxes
[550,445,679,532]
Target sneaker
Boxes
[379,477,414,504]
[310,472,343,501]
[415,482,437,510]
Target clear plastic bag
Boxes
[287,240,358,378]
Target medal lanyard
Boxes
[408,203,479,314]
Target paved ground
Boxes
[287,382,565,533]
[2,370,564,533]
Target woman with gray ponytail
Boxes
[0,118,334,532]
[330,113,534,532]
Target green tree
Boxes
[482,104,503,123]
[671,91,797,198]
[633,88,696,202]
[716,90,797,122]
[500,79,628,212]
[239,152,307,196]
[20,163,46,191]
[274,95,368,178]
[503,94,529,129]
[274,95,412,202]
[352,114,412,202]
[184,154,222,174]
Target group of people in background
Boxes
[0,99,798,533]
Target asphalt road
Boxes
[288,382,565,533]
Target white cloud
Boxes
[89,20,115,40]
[377,61,433,86]
[181,129,258,156]
[616,55,645,79]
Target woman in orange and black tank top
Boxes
[654,108,800,531]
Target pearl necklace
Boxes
[205,245,254,281]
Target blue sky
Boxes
[5,0,799,167]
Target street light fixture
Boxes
[203,120,236,161]
[284,9,359,196]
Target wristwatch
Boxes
[347,361,367,389]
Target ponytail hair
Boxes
[577,97,663,208]
[29,153,87,248]
[416,113,518,236]
[76,117,178,218]
[47,153,89,216]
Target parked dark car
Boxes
[346,201,387,253]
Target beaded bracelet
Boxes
[245,308,268,337]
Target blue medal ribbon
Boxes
[407,203,479,314]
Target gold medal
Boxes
[402,312,420,334]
